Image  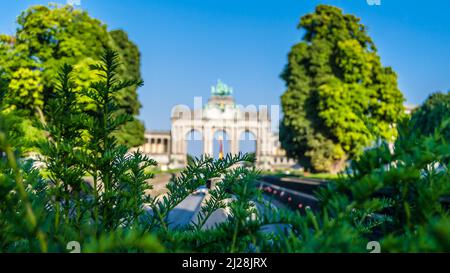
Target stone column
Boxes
[260,127,268,156]
[202,127,208,156]
[256,126,262,156]
[181,126,186,155]
[150,138,155,154]
[143,143,148,153]
[231,126,239,155]
[179,126,184,154]
[203,125,213,156]
[158,138,162,154]
[171,126,181,154]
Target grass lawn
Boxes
[260,170,345,181]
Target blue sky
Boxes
[1,0,449,131]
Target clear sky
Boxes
[1,0,449,131]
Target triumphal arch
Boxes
[137,80,296,171]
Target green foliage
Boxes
[0,49,264,253]
[303,98,449,252]
[280,5,405,173]
[0,76,47,252]
[253,93,449,253]
[7,68,44,111]
[110,29,145,147]
[37,63,88,230]
[1,62,449,252]
[0,49,158,252]
[253,120,449,253]
[77,49,152,230]
[409,91,450,139]
[150,153,256,227]
[0,32,448,254]
[150,154,260,253]
[0,4,145,148]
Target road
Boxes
[148,173,324,230]
[260,175,328,195]
[257,176,324,212]
[167,191,206,229]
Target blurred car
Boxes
[193,185,208,195]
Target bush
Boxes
[0,49,261,253]
[0,50,448,253]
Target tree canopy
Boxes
[0,4,145,147]
[280,5,405,173]
[409,91,450,139]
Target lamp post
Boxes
[218,136,224,160]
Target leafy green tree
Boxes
[6,68,44,112]
[409,91,450,139]
[110,29,145,147]
[280,5,405,173]
[0,4,145,147]
[0,34,42,117]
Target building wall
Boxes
[136,92,296,171]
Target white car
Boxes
[193,185,208,195]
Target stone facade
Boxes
[136,81,296,171]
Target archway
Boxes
[213,130,230,159]
[185,129,203,162]
[239,130,257,155]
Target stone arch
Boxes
[182,127,204,140]
[238,128,258,141]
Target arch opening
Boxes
[185,129,204,162]
[239,130,257,155]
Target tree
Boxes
[0,4,145,147]
[280,5,405,173]
[409,91,450,139]
[110,30,145,147]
